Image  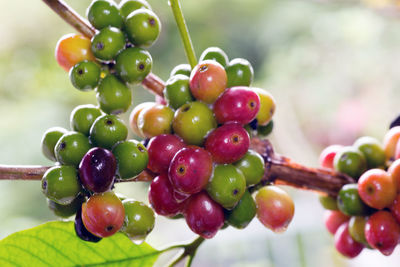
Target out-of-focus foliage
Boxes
[1,0,400,266]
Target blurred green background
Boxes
[1,0,400,266]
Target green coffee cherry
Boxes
[55,132,91,167]
[70,104,102,136]
[89,114,128,149]
[115,47,152,84]
[206,164,246,209]
[353,136,385,169]
[69,60,101,91]
[170,64,191,77]
[119,0,151,19]
[41,127,68,161]
[47,195,85,218]
[199,47,229,67]
[113,140,148,179]
[42,166,81,205]
[334,147,367,180]
[225,58,254,87]
[337,184,370,216]
[122,199,155,240]
[348,216,369,245]
[318,195,338,210]
[257,120,274,138]
[87,0,123,29]
[125,9,161,47]
[91,27,125,61]
[163,74,194,109]
[96,74,132,114]
[226,190,256,229]
[234,150,265,186]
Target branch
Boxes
[42,0,164,97]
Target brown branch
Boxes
[42,0,164,97]
[0,165,51,181]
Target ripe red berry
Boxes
[388,158,400,192]
[169,146,213,194]
[79,147,117,193]
[189,60,227,104]
[324,210,350,235]
[205,122,250,164]
[213,86,260,125]
[334,222,364,258]
[147,134,185,174]
[365,211,400,256]
[81,191,125,238]
[357,169,396,210]
[383,126,400,162]
[148,173,185,216]
[184,191,225,239]
[390,194,400,224]
[319,145,343,169]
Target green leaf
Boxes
[0,221,161,267]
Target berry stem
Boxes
[162,236,205,267]
[42,0,164,97]
[0,165,50,181]
[169,0,197,69]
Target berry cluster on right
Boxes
[319,124,400,258]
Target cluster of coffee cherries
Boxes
[41,0,162,243]
[128,46,294,239]
[318,122,400,257]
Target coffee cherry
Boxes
[55,132,92,167]
[113,140,148,179]
[79,147,116,192]
[365,211,400,256]
[55,34,95,71]
[333,147,367,180]
[129,102,156,138]
[146,134,185,174]
[70,104,102,136]
[164,75,194,109]
[169,146,213,194]
[172,101,217,146]
[137,104,174,138]
[252,88,276,126]
[119,0,151,18]
[353,136,385,169]
[41,127,68,161]
[358,169,396,210]
[383,126,400,162]
[226,190,256,229]
[255,186,295,233]
[257,120,274,138]
[205,122,250,164]
[74,204,102,243]
[82,191,125,238]
[213,87,260,125]
[69,60,101,91]
[115,47,152,84]
[319,195,338,210]
[206,164,246,209]
[170,64,191,77]
[96,74,132,114]
[334,222,364,258]
[199,47,229,67]
[323,210,350,235]
[42,166,81,205]
[148,173,184,216]
[388,159,400,191]
[90,114,128,149]
[48,195,85,218]
[121,199,155,241]
[390,194,400,224]
[225,58,254,87]
[189,60,227,104]
[184,191,225,239]
[125,9,161,47]
[319,145,343,169]
[234,150,265,186]
[348,216,368,245]
[337,184,370,216]
[91,27,125,61]
[87,0,123,29]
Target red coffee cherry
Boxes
[324,210,350,235]
[334,222,364,258]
